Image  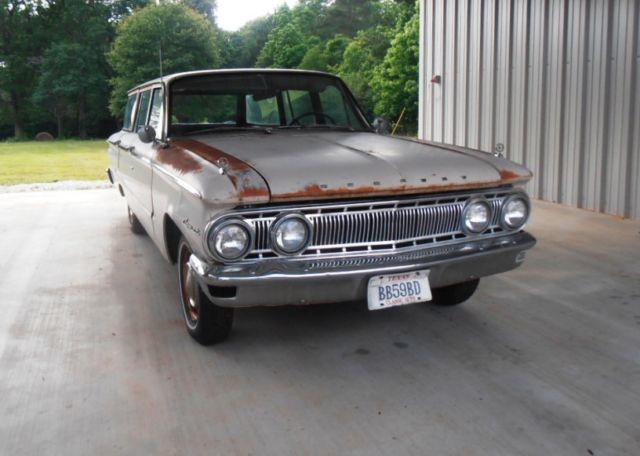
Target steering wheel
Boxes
[288,111,337,126]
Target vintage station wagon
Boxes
[107,69,535,345]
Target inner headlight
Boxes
[462,199,492,234]
[501,195,529,229]
[271,214,312,255]
[208,219,251,261]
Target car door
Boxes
[119,88,156,231]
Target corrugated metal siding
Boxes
[419,0,640,218]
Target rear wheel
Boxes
[431,279,480,307]
[127,206,146,235]
[178,238,234,345]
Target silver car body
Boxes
[107,69,535,307]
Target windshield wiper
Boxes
[183,125,272,135]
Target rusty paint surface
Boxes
[499,169,530,184]
[170,139,270,201]
[159,134,532,204]
[156,146,202,174]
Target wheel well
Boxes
[164,215,182,264]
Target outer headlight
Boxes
[207,219,252,261]
[271,213,312,255]
[501,194,530,230]
[461,198,492,234]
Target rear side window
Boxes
[123,95,137,131]
[135,90,152,131]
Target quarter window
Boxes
[135,90,152,131]
[148,88,163,133]
[122,95,137,131]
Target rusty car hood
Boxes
[173,131,532,203]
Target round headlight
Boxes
[271,214,312,255]
[501,195,529,229]
[208,219,251,261]
[462,199,492,234]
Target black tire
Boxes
[431,279,480,307]
[127,206,146,235]
[178,238,234,345]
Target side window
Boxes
[148,88,163,134]
[122,95,137,131]
[135,90,152,131]
[246,94,279,125]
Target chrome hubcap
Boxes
[180,245,200,326]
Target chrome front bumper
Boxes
[189,232,536,308]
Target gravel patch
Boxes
[0,180,111,194]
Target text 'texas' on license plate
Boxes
[367,270,432,310]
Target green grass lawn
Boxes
[0,140,109,185]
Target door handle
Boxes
[108,139,121,147]
[120,144,134,152]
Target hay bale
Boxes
[35,132,55,141]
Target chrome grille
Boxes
[232,189,512,260]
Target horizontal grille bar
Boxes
[232,189,512,260]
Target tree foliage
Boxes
[34,43,108,138]
[0,0,421,138]
[0,1,42,138]
[180,0,217,23]
[107,3,221,117]
[371,6,419,133]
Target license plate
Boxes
[367,270,432,310]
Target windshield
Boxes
[169,73,368,136]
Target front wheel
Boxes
[431,279,480,307]
[178,238,234,345]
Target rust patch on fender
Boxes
[156,145,202,174]
[499,169,531,185]
[170,139,270,201]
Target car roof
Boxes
[127,68,340,94]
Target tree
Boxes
[108,3,222,117]
[319,0,381,38]
[223,15,276,68]
[299,34,351,72]
[181,0,217,23]
[371,6,419,133]
[335,26,392,117]
[256,9,309,69]
[33,43,107,138]
[0,1,42,138]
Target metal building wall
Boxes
[419,0,640,218]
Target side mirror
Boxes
[137,125,156,144]
[372,117,390,135]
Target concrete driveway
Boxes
[1,189,639,455]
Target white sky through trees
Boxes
[216,0,298,31]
